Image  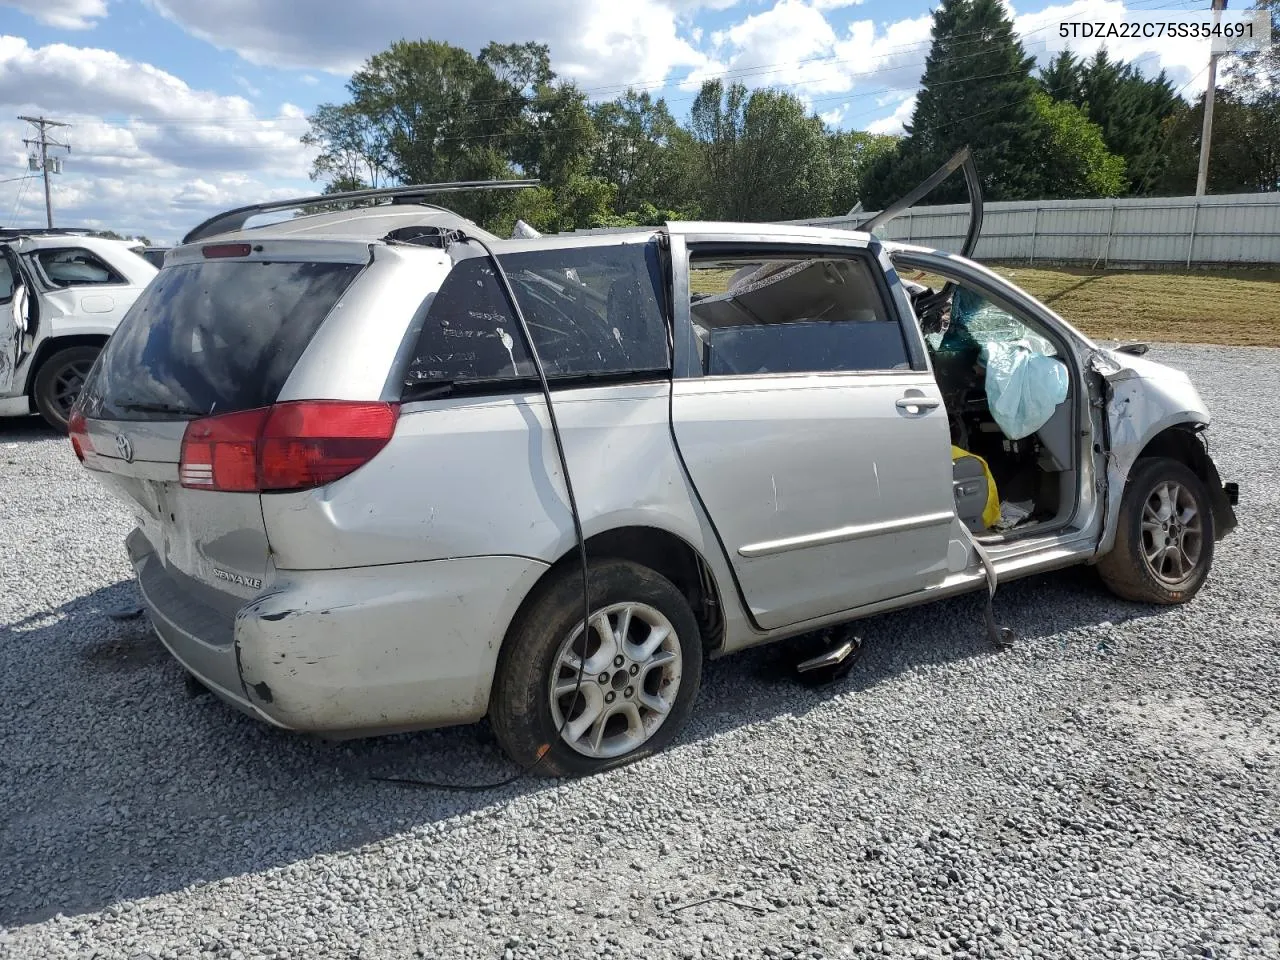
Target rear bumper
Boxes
[127,529,550,735]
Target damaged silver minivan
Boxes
[70,171,1237,776]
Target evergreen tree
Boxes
[864,0,1045,206]
[1039,52,1085,104]
[1040,50,1183,194]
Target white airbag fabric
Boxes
[981,340,1069,440]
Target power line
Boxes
[8,174,35,224]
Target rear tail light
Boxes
[179,401,399,493]
[68,409,92,462]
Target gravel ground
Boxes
[1,343,1277,960]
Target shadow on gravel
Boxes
[0,416,59,444]
[0,567,1162,927]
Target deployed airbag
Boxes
[981,340,1069,440]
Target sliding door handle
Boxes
[896,396,941,413]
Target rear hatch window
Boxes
[81,259,363,420]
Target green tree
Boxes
[590,91,693,215]
[861,0,1045,207]
[688,81,833,221]
[1047,50,1182,194]
[1157,90,1280,194]
[1223,0,1279,98]
[688,79,749,218]
[301,102,391,190]
[1030,92,1126,197]
[1039,51,1086,104]
[827,130,899,213]
[302,39,609,231]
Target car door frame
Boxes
[666,223,963,633]
[889,244,1107,554]
[0,243,38,397]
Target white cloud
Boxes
[4,172,301,242]
[144,0,711,90]
[1013,0,1212,94]
[0,0,106,30]
[0,36,314,242]
[683,4,934,116]
[0,37,310,175]
[867,94,915,135]
[820,103,847,126]
[687,0,1206,134]
[708,0,844,92]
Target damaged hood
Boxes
[1096,347,1210,454]
[1098,348,1193,386]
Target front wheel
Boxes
[33,345,101,433]
[489,559,703,777]
[1097,457,1215,604]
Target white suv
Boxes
[1,229,157,431]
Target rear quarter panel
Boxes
[259,382,750,639]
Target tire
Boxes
[1097,457,1215,604]
[32,345,101,433]
[490,559,703,777]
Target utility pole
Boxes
[18,115,71,228]
[1195,0,1227,197]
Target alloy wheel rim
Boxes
[52,360,93,416]
[1140,480,1203,584]
[549,601,682,759]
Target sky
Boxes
[0,0,1217,243]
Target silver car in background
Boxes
[70,185,1237,776]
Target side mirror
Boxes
[1113,341,1149,357]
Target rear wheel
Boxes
[33,345,101,433]
[1098,457,1214,604]
[490,559,702,777]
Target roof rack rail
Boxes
[181,179,540,245]
[0,226,98,239]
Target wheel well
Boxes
[1135,424,1208,478]
[1132,423,1235,540]
[536,527,725,655]
[25,335,109,395]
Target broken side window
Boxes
[403,240,670,392]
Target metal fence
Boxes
[791,192,1280,268]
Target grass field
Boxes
[988,266,1280,347]
[695,261,1280,348]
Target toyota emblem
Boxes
[114,433,134,463]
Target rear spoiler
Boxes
[856,146,983,258]
[182,179,541,245]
